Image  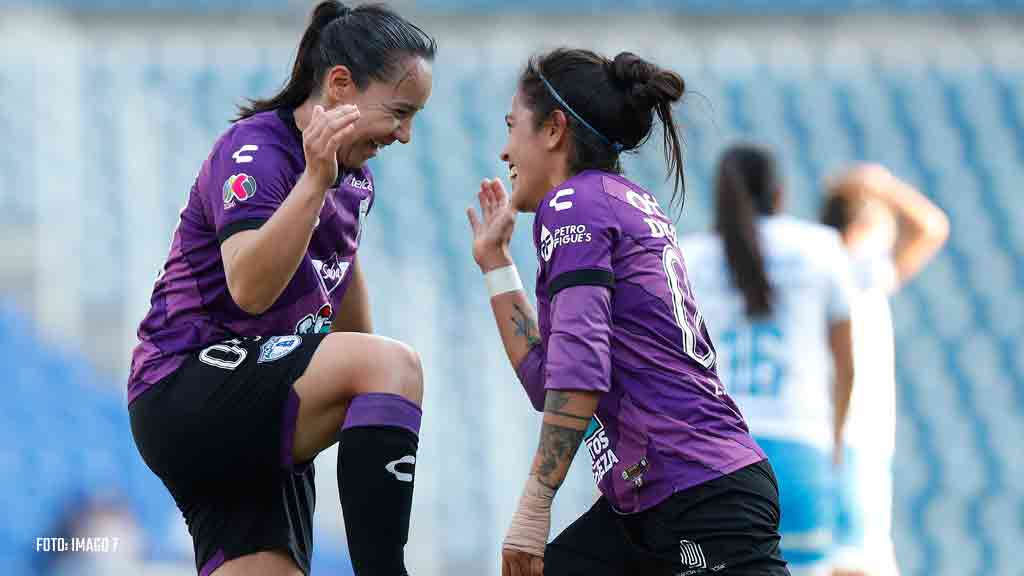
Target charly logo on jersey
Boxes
[583,416,619,485]
[231,144,259,164]
[222,173,256,209]
[311,253,350,296]
[539,223,593,262]
[258,335,302,363]
[346,174,374,192]
[549,188,575,212]
[296,303,333,334]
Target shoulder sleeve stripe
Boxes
[217,218,267,245]
[547,268,614,297]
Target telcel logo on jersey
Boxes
[222,173,256,209]
[347,175,373,192]
[584,415,619,485]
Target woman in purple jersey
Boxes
[467,49,789,576]
[128,2,434,575]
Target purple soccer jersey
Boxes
[128,109,373,403]
[530,170,764,514]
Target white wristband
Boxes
[485,265,523,298]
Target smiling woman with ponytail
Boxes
[467,49,790,576]
[127,3,435,575]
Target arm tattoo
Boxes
[546,410,591,421]
[534,392,589,490]
[534,421,586,490]
[543,390,589,421]
[511,303,541,347]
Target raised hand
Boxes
[302,104,360,190]
[467,178,517,272]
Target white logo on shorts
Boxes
[679,539,707,572]
[258,335,302,364]
[385,455,416,482]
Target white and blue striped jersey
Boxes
[680,215,856,450]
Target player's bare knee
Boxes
[392,341,424,406]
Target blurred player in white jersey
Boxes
[681,144,856,576]
[821,164,949,576]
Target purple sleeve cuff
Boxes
[515,344,547,412]
[544,285,613,394]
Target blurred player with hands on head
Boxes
[468,48,790,576]
[822,164,949,576]
[680,145,857,576]
[127,2,435,575]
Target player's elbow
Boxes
[227,277,273,315]
[924,209,950,246]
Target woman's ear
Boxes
[323,65,356,106]
[545,109,570,151]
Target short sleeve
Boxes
[544,285,613,394]
[826,232,857,322]
[211,129,299,244]
[536,184,619,296]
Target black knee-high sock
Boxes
[338,393,421,576]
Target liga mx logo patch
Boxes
[258,335,302,364]
[223,173,256,209]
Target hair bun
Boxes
[609,52,685,111]
[311,1,350,32]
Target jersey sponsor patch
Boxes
[258,335,302,363]
[584,415,619,485]
[296,303,333,335]
[222,173,257,209]
[540,225,555,262]
[312,253,349,296]
[539,223,593,263]
[347,175,374,192]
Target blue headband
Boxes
[537,72,624,153]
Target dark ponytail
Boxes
[519,49,687,209]
[714,144,779,318]
[607,53,687,209]
[235,1,436,121]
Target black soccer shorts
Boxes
[129,334,327,575]
[544,459,790,576]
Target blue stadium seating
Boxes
[0,303,359,573]
[2,0,1024,11]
